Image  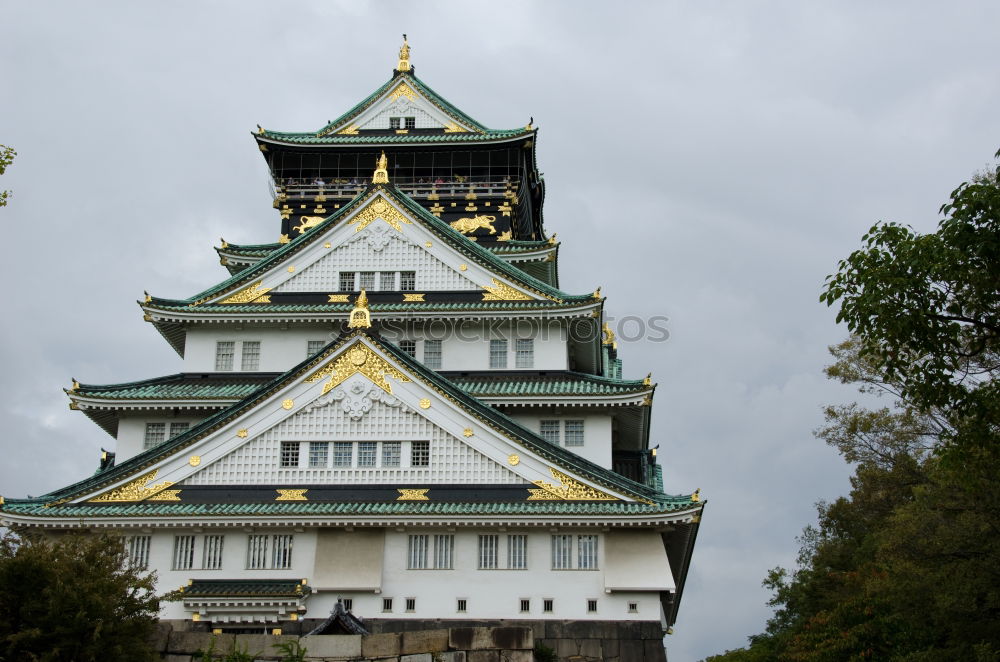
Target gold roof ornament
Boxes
[372,151,389,184]
[348,289,372,329]
[397,34,411,72]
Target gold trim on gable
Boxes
[527,468,618,501]
[305,343,410,395]
[219,281,272,305]
[89,470,175,502]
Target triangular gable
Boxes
[53,332,663,507]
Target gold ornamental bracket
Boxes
[88,469,175,503]
[218,281,272,305]
[527,468,618,501]
[305,342,410,395]
[396,34,411,72]
[482,278,533,302]
[372,151,389,184]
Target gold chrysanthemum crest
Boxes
[349,197,411,233]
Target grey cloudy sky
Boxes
[3,2,999,660]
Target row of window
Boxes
[129,534,293,571]
[406,534,598,570]
[215,341,261,371]
[339,270,416,292]
[540,420,585,447]
[279,440,429,469]
[374,596,620,614]
[388,116,417,130]
[143,422,190,449]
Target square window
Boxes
[308,441,328,468]
[400,271,416,291]
[405,117,416,129]
[127,535,151,570]
[551,534,572,569]
[333,442,353,467]
[246,534,269,569]
[539,420,560,445]
[507,534,528,569]
[169,422,189,438]
[339,272,355,291]
[423,340,442,369]
[172,535,196,570]
[389,117,401,129]
[307,340,325,358]
[411,441,430,467]
[543,598,554,613]
[359,271,376,290]
[407,534,428,569]
[215,341,235,371]
[405,597,416,612]
[382,442,401,468]
[478,534,498,569]
[379,271,396,290]
[342,598,353,611]
[399,340,416,357]
[280,441,300,468]
[358,441,377,467]
[628,601,639,614]
[203,535,225,570]
[143,423,166,450]
[271,534,293,569]
[515,339,533,368]
[564,420,585,447]
[489,339,508,369]
[587,599,598,613]
[520,598,531,613]
[241,341,260,371]
[457,598,467,613]
[578,535,599,569]
[434,535,454,569]
[382,597,393,612]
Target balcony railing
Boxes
[273,177,521,201]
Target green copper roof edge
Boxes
[147,185,592,308]
[259,133,530,145]
[19,331,681,508]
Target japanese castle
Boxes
[1,39,702,642]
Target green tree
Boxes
[0,531,161,662]
[0,144,14,207]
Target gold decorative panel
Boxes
[147,489,182,501]
[397,488,429,501]
[305,343,410,395]
[527,468,617,501]
[328,294,350,303]
[388,81,418,102]
[219,281,271,304]
[403,293,425,302]
[337,124,359,135]
[482,278,532,301]
[276,489,308,501]
[89,469,175,502]
[350,197,411,233]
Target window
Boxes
[423,340,442,369]
[539,421,560,445]
[543,598,554,614]
[400,271,416,291]
[339,272,355,291]
[628,601,639,614]
[515,339,534,368]
[411,441,430,467]
[578,535,599,569]
[404,117,416,129]
[520,598,531,613]
[308,442,328,468]
[382,442,401,468]
[307,340,326,357]
[379,271,396,290]
[272,534,294,569]
[399,340,416,357]
[215,341,235,371]
[359,271,376,290]
[564,420,585,447]
[507,534,528,569]
[382,597,393,612]
[280,441,300,468]
[169,422,189,438]
[457,598,467,613]
[434,535,454,569]
[405,597,416,612]
[342,598,353,611]
[408,534,428,569]
[479,534,498,569]
[489,339,508,368]
[389,117,401,129]
[333,442,353,467]
[587,599,598,614]
[127,535,151,569]
[247,534,269,569]
[143,423,166,450]
[241,341,260,371]
[203,535,225,570]
[172,535,196,570]
[551,534,573,569]
[358,441,377,467]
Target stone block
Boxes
[602,637,621,657]
[467,651,499,662]
[641,621,665,639]
[400,628,448,654]
[438,652,467,662]
[490,627,532,651]
[544,620,566,639]
[231,633,299,658]
[555,638,579,658]
[620,639,644,660]
[579,639,603,659]
[299,633,362,658]
[148,620,172,652]
[401,654,433,662]
[362,632,401,657]
[162,656,192,662]
[645,638,668,662]
[500,651,533,662]
[167,631,234,655]
[449,627,493,651]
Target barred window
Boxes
[434,535,454,569]
[241,341,260,371]
[404,117,416,129]
[408,534,428,569]
[489,339,508,369]
[333,442,353,467]
[272,535,294,569]
[539,420,560,445]
[628,601,639,613]
[399,340,416,358]
[359,271,376,290]
[203,535,225,570]
[143,423,166,450]
[478,534,498,569]
[587,599,598,613]
[173,535,196,570]
[578,535,599,569]
[551,534,573,569]
[389,117,401,129]
[379,271,396,290]
[457,598,467,613]
[215,341,235,371]
[520,598,531,613]
[382,597,393,612]
[564,420,585,447]
[247,535,269,569]
[280,441,300,468]
[127,535,151,569]
[169,422,189,438]
[358,441,377,467]
[543,598,554,613]
[382,442,401,468]
[405,597,416,612]
[400,271,416,291]
[308,441,328,468]
[339,272,355,291]
[411,441,430,467]
[507,534,528,569]
[307,339,326,357]
[342,598,353,611]
[423,340,442,369]
[515,339,534,369]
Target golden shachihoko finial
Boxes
[372,151,389,184]
[348,289,372,329]
[397,34,411,72]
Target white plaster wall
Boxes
[116,413,206,463]
[183,326,338,373]
[508,413,613,469]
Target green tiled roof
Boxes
[183,579,310,598]
[73,374,271,401]
[147,300,590,315]
[259,131,530,145]
[491,240,556,254]
[449,373,647,397]
[147,185,594,309]
[218,243,280,258]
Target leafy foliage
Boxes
[0,531,161,662]
[0,144,14,207]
